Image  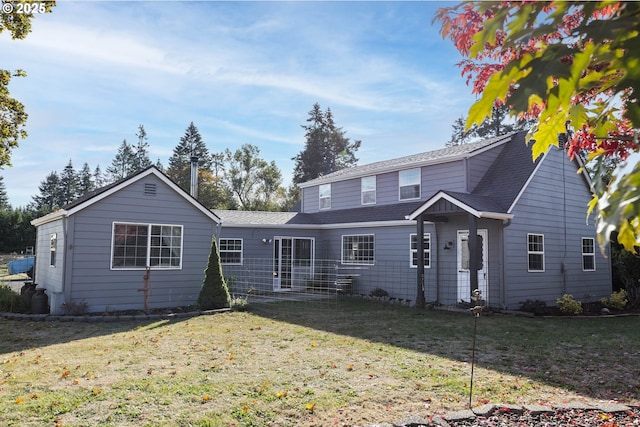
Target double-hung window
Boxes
[342,234,375,265]
[399,168,421,200]
[219,238,243,265]
[410,233,431,268]
[111,223,183,269]
[527,233,545,272]
[582,237,596,271]
[319,184,331,210]
[361,176,376,205]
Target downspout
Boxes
[500,218,512,310]
[61,216,70,314]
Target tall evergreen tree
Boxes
[446,116,474,147]
[166,122,212,190]
[59,160,78,206]
[132,124,153,171]
[0,176,9,210]
[30,171,62,213]
[292,103,361,184]
[93,165,105,188]
[77,162,95,195]
[106,139,135,181]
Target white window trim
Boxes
[319,184,331,210]
[50,233,57,267]
[361,176,376,205]
[110,222,183,270]
[219,238,244,265]
[527,233,545,272]
[341,234,375,265]
[399,168,421,201]
[410,233,431,268]
[582,237,596,271]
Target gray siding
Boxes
[34,219,65,298]
[503,148,611,309]
[301,157,475,213]
[60,174,216,313]
[317,224,438,303]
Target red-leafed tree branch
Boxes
[435,1,640,253]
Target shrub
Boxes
[0,285,27,313]
[600,289,628,311]
[519,299,547,315]
[556,293,583,315]
[62,300,88,316]
[230,295,249,311]
[370,288,388,298]
[197,237,231,310]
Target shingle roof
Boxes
[214,201,424,227]
[299,133,515,188]
[471,131,541,211]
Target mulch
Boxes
[443,406,640,426]
[387,405,640,427]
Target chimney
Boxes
[190,156,199,198]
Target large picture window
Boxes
[342,234,375,265]
[111,223,182,269]
[361,176,376,205]
[219,238,243,265]
[410,233,431,268]
[319,184,331,210]
[527,233,544,272]
[399,168,421,200]
[582,237,596,271]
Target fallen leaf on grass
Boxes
[306,402,316,413]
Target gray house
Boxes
[31,167,220,314]
[31,131,611,313]
[216,131,611,309]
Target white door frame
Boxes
[273,237,315,291]
[456,229,488,303]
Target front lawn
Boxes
[0,299,638,426]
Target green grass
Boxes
[0,298,638,426]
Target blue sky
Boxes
[1,1,475,208]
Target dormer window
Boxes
[319,184,331,210]
[399,168,421,200]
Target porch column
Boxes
[468,213,478,297]
[416,214,426,308]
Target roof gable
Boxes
[32,167,220,226]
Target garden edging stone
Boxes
[365,402,636,427]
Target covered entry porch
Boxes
[409,190,513,309]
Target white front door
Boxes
[457,229,488,303]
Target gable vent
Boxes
[144,183,157,196]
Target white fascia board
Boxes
[31,210,67,227]
[64,168,219,223]
[408,191,513,221]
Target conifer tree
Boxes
[197,236,231,310]
[292,103,360,184]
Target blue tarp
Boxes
[8,257,34,275]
